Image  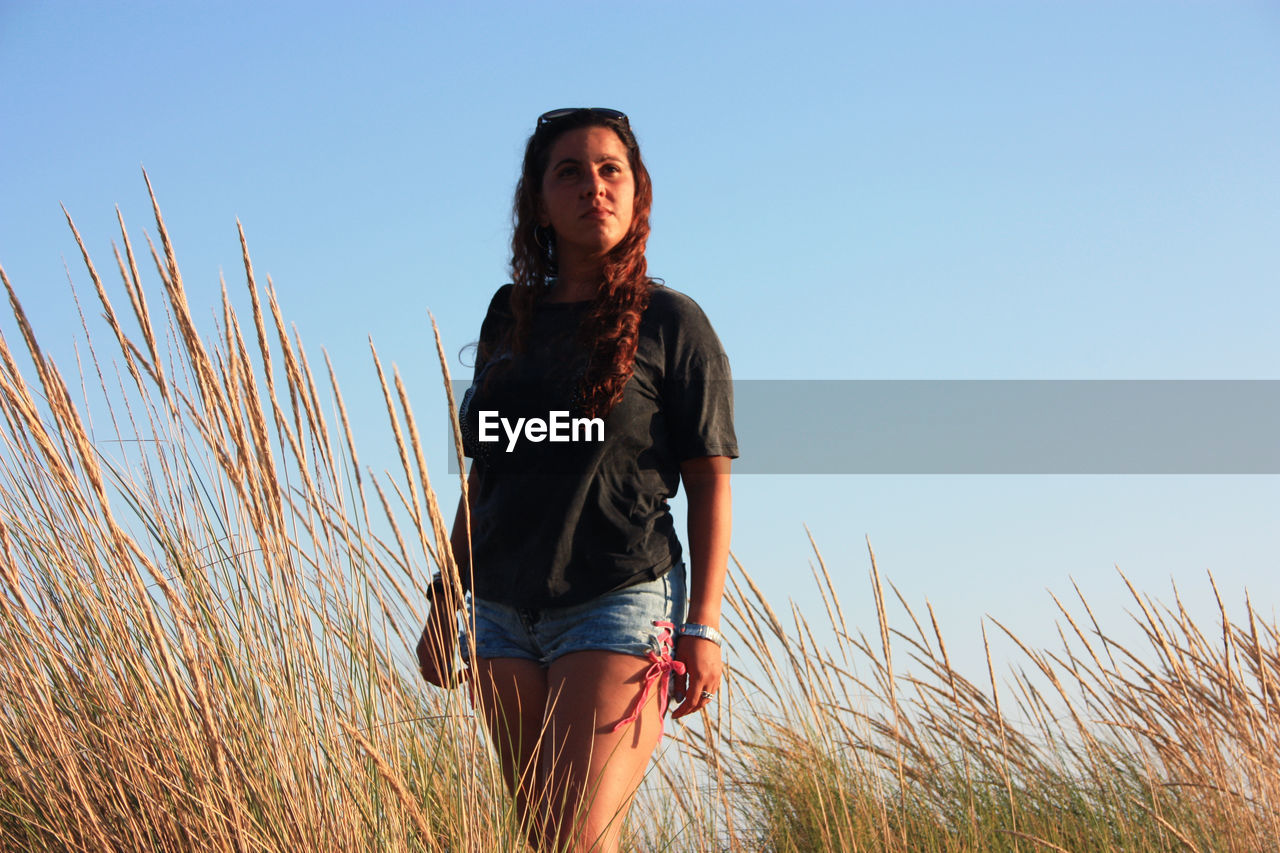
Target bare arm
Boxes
[671,455,732,718]
[417,465,478,687]
[448,464,480,582]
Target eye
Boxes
[602,163,624,176]
[556,165,579,179]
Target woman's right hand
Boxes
[416,600,467,688]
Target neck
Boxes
[547,256,604,302]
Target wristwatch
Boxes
[677,622,724,647]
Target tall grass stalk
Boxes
[2,187,1277,851]
[669,542,1280,851]
[0,182,507,851]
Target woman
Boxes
[418,107,736,853]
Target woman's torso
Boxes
[459,284,736,608]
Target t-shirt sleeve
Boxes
[461,285,513,460]
[472,284,513,382]
[662,297,739,461]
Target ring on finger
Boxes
[700,690,715,701]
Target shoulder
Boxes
[645,283,709,321]
[486,283,515,318]
[641,284,730,371]
[643,284,722,339]
[476,284,515,349]
[481,284,515,328]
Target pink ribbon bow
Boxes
[611,621,685,742]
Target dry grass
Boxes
[1,187,1277,851]
[668,541,1280,852]
[0,182,505,851]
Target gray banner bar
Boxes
[450,380,1280,474]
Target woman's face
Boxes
[538,125,636,262]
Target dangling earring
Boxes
[534,225,552,254]
[534,225,557,274]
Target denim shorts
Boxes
[461,563,687,666]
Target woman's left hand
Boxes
[671,635,722,719]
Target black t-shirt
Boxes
[458,283,738,608]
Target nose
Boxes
[581,169,606,198]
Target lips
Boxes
[582,207,612,220]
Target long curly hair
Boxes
[502,109,655,419]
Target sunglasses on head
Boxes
[537,107,629,127]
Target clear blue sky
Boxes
[3,1,1277,680]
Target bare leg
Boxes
[472,657,551,847]
[542,651,668,853]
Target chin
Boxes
[566,236,624,257]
